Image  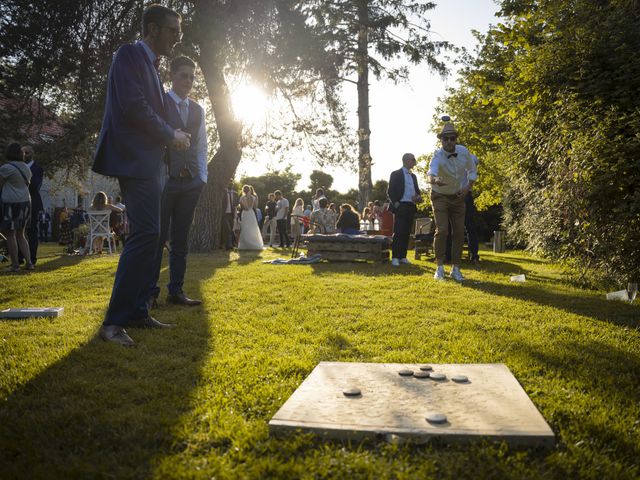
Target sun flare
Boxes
[230,83,268,126]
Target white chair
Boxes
[86,210,117,254]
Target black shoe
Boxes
[99,325,135,347]
[167,292,202,306]
[129,315,176,329]
[146,296,158,311]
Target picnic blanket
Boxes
[263,253,323,265]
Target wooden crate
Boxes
[305,236,390,262]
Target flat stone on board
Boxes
[425,412,447,424]
[343,388,362,397]
[429,372,446,381]
[451,375,469,383]
[398,369,414,376]
[413,371,430,379]
[419,365,433,371]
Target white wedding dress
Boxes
[238,195,264,251]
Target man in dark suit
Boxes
[93,4,191,347]
[387,153,422,266]
[21,145,43,264]
[149,56,206,308]
[223,181,239,249]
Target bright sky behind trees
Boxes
[232,0,499,193]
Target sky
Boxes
[234,0,501,193]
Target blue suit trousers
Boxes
[150,176,203,298]
[103,173,163,326]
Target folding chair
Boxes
[86,210,117,254]
[291,216,323,258]
[413,217,434,260]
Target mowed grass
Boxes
[0,243,639,479]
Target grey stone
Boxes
[419,365,433,371]
[425,412,447,424]
[343,388,361,396]
[398,369,414,376]
[429,372,446,381]
[451,375,469,383]
[413,371,430,378]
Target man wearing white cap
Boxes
[427,118,478,281]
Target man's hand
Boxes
[428,175,447,186]
[173,130,191,150]
[412,194,423,203]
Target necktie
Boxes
[179,100,188,126]
[447,153,458,159]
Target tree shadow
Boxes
[463,277,638,328]
[0,254,216,478]
[308,260,428,278]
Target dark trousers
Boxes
[39,222,48,242]
[445,192,479,261]
[276,218,289,247]
[150,177,203,298]
[223,213,235,249]
[103,174,162,327]
[391,202,417,259]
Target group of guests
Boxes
[0,143,43,272]
[223,183,390,251]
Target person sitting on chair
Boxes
[308,197,337,234]
[336,204,361,235]
[89,191,123,254]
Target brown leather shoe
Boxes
[129,315,176,329]
[167,292,202,306]
[99,325,135,347]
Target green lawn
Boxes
[0,244,638,479]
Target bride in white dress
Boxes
[238,185,264,251]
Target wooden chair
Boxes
[413,217,434,260]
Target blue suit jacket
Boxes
[93,42,174,179]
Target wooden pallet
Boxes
[306,238,390,262]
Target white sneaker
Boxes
[391,258,400,266]
[450,266,465,282]
[399,258,411,265]
[433,265,445,280]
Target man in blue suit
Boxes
[93,4,191,347]
[149,56,207,308]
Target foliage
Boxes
[239,167,301,203]
[437,0,640,284]
[308,169,334,192]
[1,245,639,478]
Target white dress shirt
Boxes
[400,167,417,203]
[168,89,209,183]
[427,145,478,195]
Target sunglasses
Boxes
[441,135,457,142]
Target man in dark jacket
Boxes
[387,153,422,266]
[21,145,43,265]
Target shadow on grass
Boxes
[0,255,217,478]
[463,278,639,328]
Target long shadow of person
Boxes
[0,252,218,478]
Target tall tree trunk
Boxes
[356,0,372,210]
[189,4,243,252]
